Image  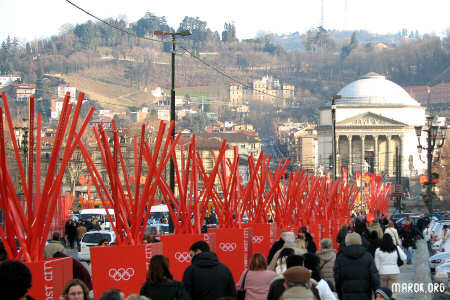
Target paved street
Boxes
[397,241,449,300]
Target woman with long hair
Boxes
[375,233,406,299]
[140,255,191,300]
[236,253,277,300]
[62,279,90,300]
[273,247,295,274]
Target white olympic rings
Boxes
[252,236,264,243]
[219,242,237,252]
[108,267,135,281]
[174,251,192,263]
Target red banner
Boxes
[250,223,276,258]
[145,242,163,270]
[160,233,214,281]
[215,227,252,282]
[26,257,73,299]
[90,245,147,297]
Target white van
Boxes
[79,208,115,231]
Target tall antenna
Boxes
[320,0,325,28]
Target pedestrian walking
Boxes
[399,218,417,264]
[62,279,91,300]
[44,232,65,259]
[384,220,401,247]
[279,266,315,300]
[298,226,317,253]
[334,232,380,300]
[0,260,33,300]
[317,238,336,289]
[375,287,393,300]
[268,231,306,272]
[235,253,277,300]
[440,225,450,251]
[65,219,77,248]
[182,241,236,300]
[140,255,190,300]
[336,223,349,253]
[423,224,432,250]
[267,255,304,300]
[367,231,382,257]
[267,229,288,264]
[54,252,93,291]
[374,234,406,299]
[100,289,125,300]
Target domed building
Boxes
[318,73,426,178]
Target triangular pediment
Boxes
[337,112,407,127]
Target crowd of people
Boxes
[0,215,426,300]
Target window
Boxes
[241,144,246,149]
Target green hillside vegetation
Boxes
[0,13,449,120]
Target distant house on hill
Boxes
[16,83,36,102]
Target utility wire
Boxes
[65,0,288,102]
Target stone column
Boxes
[336,135,340,175]
[348,135,353,175]
[374,135,379,174]
[361,135,366,174]
[386,135,395,177]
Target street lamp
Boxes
[154,29,191,193]
[415,115,446,214]
[331,94,341,180]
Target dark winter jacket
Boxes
[336,228,348,253]
[182,252,236,300]
[73,258,93,290]
[267,278,285,300]
[304,232,317,253]
[334,245,380,300]
[267,238,285,264]
[400,224,417,249]
[140,280,191,300]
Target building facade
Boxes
[318,73,426,178]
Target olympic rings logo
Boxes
[108,267,135,281]
[252,236,264,244]
[219,242,237,252]
[175,252,191,263]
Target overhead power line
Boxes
[64,0,288,102]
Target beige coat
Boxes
[268,242,307,272]
[44,240,64,258]
[280,284,315,300]
[317,248,336,288]
[368,223,384,240]
[385,227,401,246]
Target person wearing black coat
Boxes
[334,232,380,300]
[141,255,191,300]
[299,226,317,253]
[182,241,236,300]
[367,231,381,258]
[267,230,288,264]
[336,224,349,253]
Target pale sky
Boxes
[0,0,449,44]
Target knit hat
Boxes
[320,238,332,249]
[283,266,311,284]
[376,287,392,300]
[345,232,362,246]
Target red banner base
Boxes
[26,257,73,299]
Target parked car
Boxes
[429,251,450,272]
[390,213,420,223]
[145,223,170,237]
[78,230,116,261]
[434,261,450,284]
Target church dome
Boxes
[336,73,420,106]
